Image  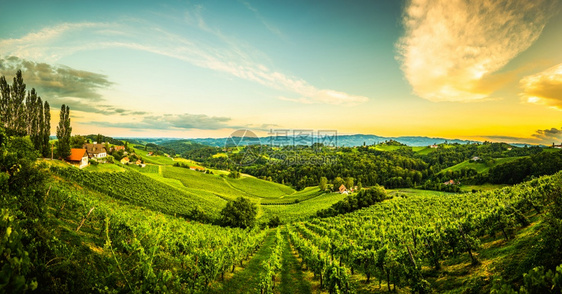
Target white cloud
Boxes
[520,63,562,110]
[0,14,367,106]
[397,0,556,102]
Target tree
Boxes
[220,197,257,228]
[319,177,328,191]
[0,76,9,126]
[42,101,51,157]
[333,177,345,191]
[345,177,354,191]
[56,104,72,159]
[70,135,88,148]
[228,170,241,179]
[10,70,27,136]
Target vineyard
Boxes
[285,172,562,292]
[44,179,268,293]
[51,166,226,218]
[4,141,562,293]
[39,161,562,293]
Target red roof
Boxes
[67,148,87,161]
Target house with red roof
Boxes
[67,148,89,169]
[339,184,347,194]
[120,157,129,164]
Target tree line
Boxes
[0,70,51,157]
[0,70,72,159]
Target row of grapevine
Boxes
[286,224,352,293]
[259,228,284,294]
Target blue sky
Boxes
[1,0,562,144]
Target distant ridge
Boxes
[149,134,479,147]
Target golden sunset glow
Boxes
[0,0,561,143]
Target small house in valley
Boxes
[67,148,89,169]
[120,157,129,164]
[339,184,347,194]
[83,143,107,159]
[443,179,455,185]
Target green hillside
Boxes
[441,156,525,174]
[5,134,562,294]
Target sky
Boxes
[1,0,562,144]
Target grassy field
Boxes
[412,146,434,155]
[460,183,508,192]
[371,145,402,151]
[262,192,349,223]
[47,153,360,222]
[162,166,251,200]
[124,163,160,173]
[228,177,296,198]
[387,188,454,198]
[134,148,176,165]
[440,156,525,174]
[84,163,126,172]
[40,158,71,168]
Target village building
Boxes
[66,148,89,169]
[83,143,107,159]
[553,143,562,149]
[443,179,455,185]
[429,144,439,149]
[339,184,347,194]
[189,166,206,172]
[471,156,481,161]
[120,157,129,164]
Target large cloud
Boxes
[531,127,562,143]
[520,63,562,110]
[397,0,556,102]
[86,113,237,131]
[0,56,147,115]
[484,126,562,144]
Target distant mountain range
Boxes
[121,134,479,147]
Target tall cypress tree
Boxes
[28,89,39,145]
[56,104,71,159]
[10,70,26,136]
[0,76,10,128]
[42,101,51,158]
[31,95,44,151]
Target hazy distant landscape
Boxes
[2,0,562,293]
